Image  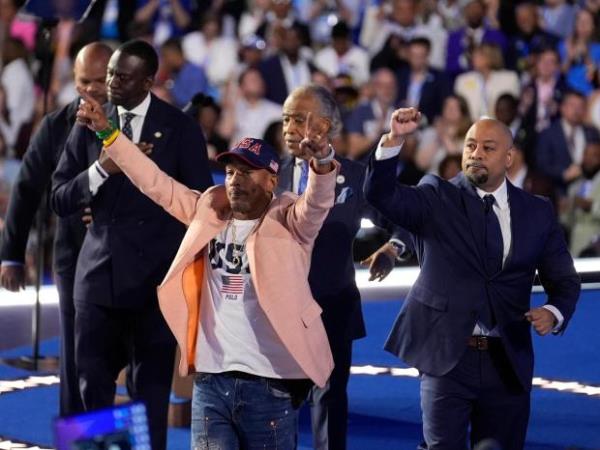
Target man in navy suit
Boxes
[0,42,112,416]
[51,40,213,450]
[365,107,580,449]
[396,37,451,125]
[279,85,411,449]
[535,91,598,190]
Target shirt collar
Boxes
[475,178,508,210]
[117,92,152,119]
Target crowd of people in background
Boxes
[2,0,600,283]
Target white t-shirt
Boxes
[195,218,306,379]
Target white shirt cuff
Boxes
[542,304,564,332]
[88,161,109,196]
[1,260,24,267]
[374,136,403,160]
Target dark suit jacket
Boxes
[259,55,315,105]
[365,159,580,390]
[1,99,86,277]
[51,95,213,308]
[446,27,508,78]
[535,120,597,185]
[396,66,451,125]
[276,155,366,341]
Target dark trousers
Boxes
[420,342,530,450]
[74,300,176,450]
[308,337,353,450]
[55,274,84,416]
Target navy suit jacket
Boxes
[535,120,598,186]
[396,66,451,125]
[259,55,315,105]
[51,95,213,308]
[365,157,580,390]
[1,99,85,277]
[276,155,367,341]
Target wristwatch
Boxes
[315,145,335,165]
[389,239,410,262]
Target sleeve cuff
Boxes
[1,260,24,267]
[542,304,564,333]
[374,136,403,160]
[88,161,109,196]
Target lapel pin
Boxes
[336,175,345,184]
[154,131,162,138]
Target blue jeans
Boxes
[191,372,300,450]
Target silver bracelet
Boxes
[315,145,335,165]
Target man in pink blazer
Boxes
[76,92,338,449]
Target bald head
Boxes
[462,118,514,191]
[74,42,113,105]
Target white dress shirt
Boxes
[375,138,564,333]
[88,93,152,195]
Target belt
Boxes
[467,335,502,351]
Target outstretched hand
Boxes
[76,88,110,133]
[360,242,396,282]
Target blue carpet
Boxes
[0,293,598,449]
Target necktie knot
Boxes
[483,194,495,214]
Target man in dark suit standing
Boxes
[0,42,112,416]
[279,85,410,449]
[396,37,451,125]
[51,40,212,450]
[365,107,580,449]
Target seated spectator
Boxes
[495,93,531,152]
[397,37,451,125]
[0,0,37,50]
[219,68,282,146]
[415,94,471,172]
[445,0,508,79]
[259,24,314,105]
[507,138,557,211]
[133,0,193,46]
[438,153,462,180]
[0,37,35,159]
[508,2,560,75]
[558,8,600,95]
[454,43,520,121]
[346,68,398,162]
[520,47,568,136]
[250,0,311,50]
[262,120,286,158]
[183,93,229,164]
[182,13,238,88]
[560,136,600,256]
[159,37,210,108]
[535,91,597,188]
[314,21,370,87]
[539,0,576,40]
[361,0,447,70]
[238,34,267,71]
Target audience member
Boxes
[558,8,600,95]
[445,0,508,79]
[396,37,452,125]
[560,136,600,256]
[219,67,282,146]
[540,0,577,40]
[314,21,369,87]
[416,94,471,172]
[159,37,209,108]
[454,43,520,121]
[133,0,193,46]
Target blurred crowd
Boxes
[1,0,600,283]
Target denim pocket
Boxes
[265,379,292,399]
